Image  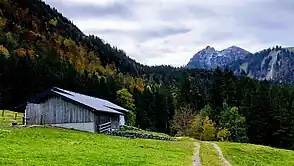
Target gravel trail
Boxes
[192,142,201,166]
[212,143,232,166]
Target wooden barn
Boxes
[20,87,129,133]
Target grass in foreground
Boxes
[200,142,222,166]
[217,142,294,166]
[0,127,194,166]
[0,110,23,126]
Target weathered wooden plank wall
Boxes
[25,97,94,125]
[25,96,123,132]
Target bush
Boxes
[171,105,216,141]
[217,128,230,141]
[170,105,194,136]
[188,115,216,141]
[189,115,202,139]
[201,117,216,141]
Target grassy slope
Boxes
[0,128,194,166]
[200,142,222,166]
[217,142,294,166]
[0,110,23,126]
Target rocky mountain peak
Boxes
[186,46,251,69]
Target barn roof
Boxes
[25,87,129,115]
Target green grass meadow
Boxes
[217,142,294,166]
[0,127,194,166]
[1,118,294,166]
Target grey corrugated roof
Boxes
[51,87,129,115]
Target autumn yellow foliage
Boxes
[104,64,116,76]
[0,16,6,29]
[63,38,74,47]
[135,78,145,92]
[27,49,35,56]
[49,18,58,26]
[0,45,9,56]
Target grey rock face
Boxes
[186,46,251,69]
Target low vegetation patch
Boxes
[217,142,294,166]
[119,129,170,137]
[119,125,171,137]
[200,142,222,166]
[107,130,174,141]
[112,125,173,141]
[0,127,194,166]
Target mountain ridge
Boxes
[186,45,251,69]
[187,45,294,83]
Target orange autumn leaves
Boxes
[15,48,36,56]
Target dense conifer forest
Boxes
[1,0,294,150]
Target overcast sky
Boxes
[44,0,293,66]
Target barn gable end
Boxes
[26,97,95,132]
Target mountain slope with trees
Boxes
[228,46,294,83]
[1,0,294,151]
[188,45,294,83]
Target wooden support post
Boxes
[40,115,43,125]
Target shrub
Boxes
[201,117,216,141]
[217,128,230,141]
[170,105,194,136]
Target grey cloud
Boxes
[87,27,191,42]
[45,0,294,65]
[231,0,294,28]
[200,31,241,43]
[198,0,294,45]
[45,0,133,19]
[140,28,190,40]
[255,0,294,12]
[159,5,218,21]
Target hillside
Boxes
[0,0,144,75]
[217,142,294,166]
[0,127,194,165]
[2,0,294,152]
[1,127,294,166]
[228,46,294,83]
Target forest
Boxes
[1,0,294,151]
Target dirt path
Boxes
[192,142,201,166]
[212,143,232,166]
